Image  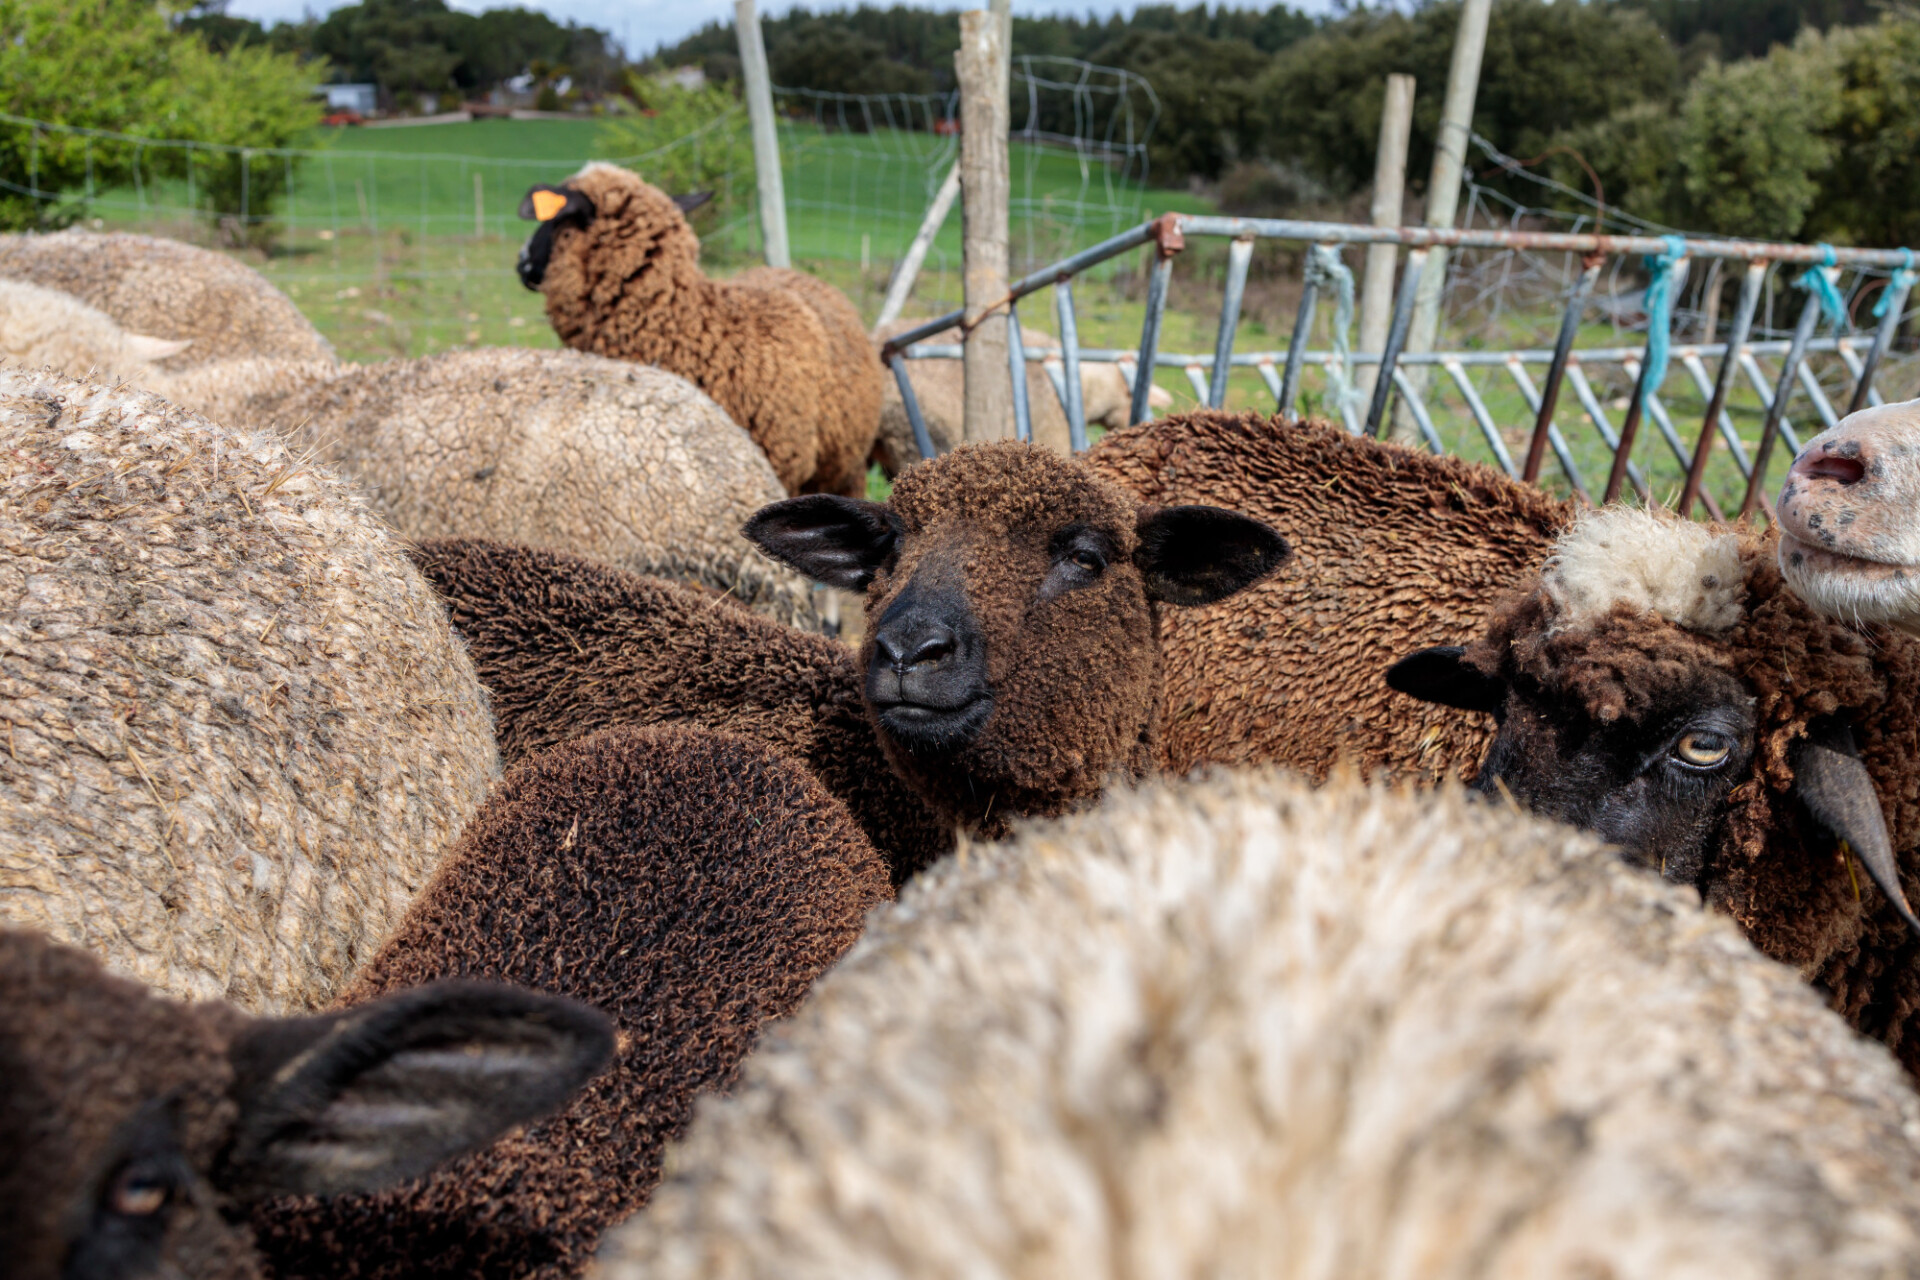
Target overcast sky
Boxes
[223,0,1329,60]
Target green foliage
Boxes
[1260,0,1678,197]
[769,21,933,96]
[0,0,317,233]
[597,78,750,234]
[1805,18,1920,245]
[1612,0,1876,62]
[301,0,621,103]
[1671,44,1839,238]
[1084,30,1269,182]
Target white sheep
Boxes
[153,349,818,627]
[602,768,1920,1278]
[0,278,191,381]
[0,367,499,1014]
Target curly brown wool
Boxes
[1465,528,1920,1073]
[1086,409,1569,783]
[531,164,881,497]
[410,536,952,881]
[251,724,893,1280]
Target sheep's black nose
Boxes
[876,622,956,672]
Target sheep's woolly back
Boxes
[156,349,816,626]
[0,369,497,1013]
[0,278,190,382]
[603,770,1920,1280]
[1086,411,1567,784]
[0,231,333,371]
[252,725,893,1280]
[1543,505,1745,634]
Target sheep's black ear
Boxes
[1133,504,1289,606]
[1793,719,1920,937]
[218,981,613,1201]
[672,190,716,214]
[744,495,902,591]
[518,183,594,224]
[1387,645,1507,714]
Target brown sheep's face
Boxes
[746,443,1288,831]
[0,932,612,1280]
[515,168,714,291]
[1777,400,1920,637]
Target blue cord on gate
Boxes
[1638,235,1688,409]
[1304,244,1362,421]
[1797,243,1848,330]
[1874,247,1916,319]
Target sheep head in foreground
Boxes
[0,929,611,1280]
[1776,398,1920,637]
[1389,506,1920,1067]
[746,441,1289,833]
[602,770,1920,1278]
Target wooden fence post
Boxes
[735,0,790,269]
[958,6,1012,442]
[1355,74,1415,409]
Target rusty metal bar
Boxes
[1680,352,1753,476]
[1679,260,1766,517]
[1795,359,1839,434]
[1368,247,1428,437]
[1054,280,1087,451]
[1568,363,1650,502]
[1738,352,1803,457]
[1742,287,1824,518]
[1278,276,1320,417]
[1504,359,1591,501]
[1522,257,1600,483]
[1849,270,1913,415]
[1209,236,1255,408]
[1441,359,1519,477]
[1605,353,1657,504]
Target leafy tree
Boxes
[1613,0,1876,61]
[769,22,931,98]
[1260,0,1678,197]
[597,78,750,234]
[1084,30,1269,181]
[310,0,464,105]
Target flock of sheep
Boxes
[7,159,1920,1279]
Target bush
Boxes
[596,77,751,235]
[1084,30,1269,183]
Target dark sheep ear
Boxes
[1133,505,1289,607]
[218,981,613,1201]
[518,183,594,224]
[1386,645,1507,714]
[744,495,902,591]
[1793,719,1920,937]
[672,190,716,214]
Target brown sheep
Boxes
[1387,505,1920,1076]
[1086,408,1567,784]
[414,442,1286,877]
[0,230,334,372]
[249,724,894,1280]
[0,928,610,1280]
[516,163,881,498]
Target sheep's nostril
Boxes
[1793,451,1866,485]
[904,630,955,669]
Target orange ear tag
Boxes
[531,190,570,222]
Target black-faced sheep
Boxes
[516,163,882,498]
[0,230,334,371]
[0,927,610,1280]
[1388,504,1920,1074]
[416,442,1287,878]
[1086,408,1566,784]
[0,368,499,1013]
[600,768,1920,1278]
[1775,398,1920,638]
[0,278,191,380]
[153,349,818,628]
[250,723,894,1280]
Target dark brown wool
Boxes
[1087,409,1568,783]
[410,536,951,881]
[863,442,1166,834]
[1466,529,1920,1073]
[1,933,252,1280]
[533,164,881,498]
[252,725,893,1280]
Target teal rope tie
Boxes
[1875,247,1917,320]
[1303,244,1362,419]
[1796,243,1847,330]
[1638,234,1687,408]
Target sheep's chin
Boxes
[1779,531,1920,634]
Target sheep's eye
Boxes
[1672,731,1733,769]
[1069,548,1106,574]
[107,1166,170,1217]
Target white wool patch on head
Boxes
[1542,506,1745,634]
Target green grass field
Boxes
[64,116,1908,517]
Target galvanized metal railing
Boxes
[879,214,1917,519]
